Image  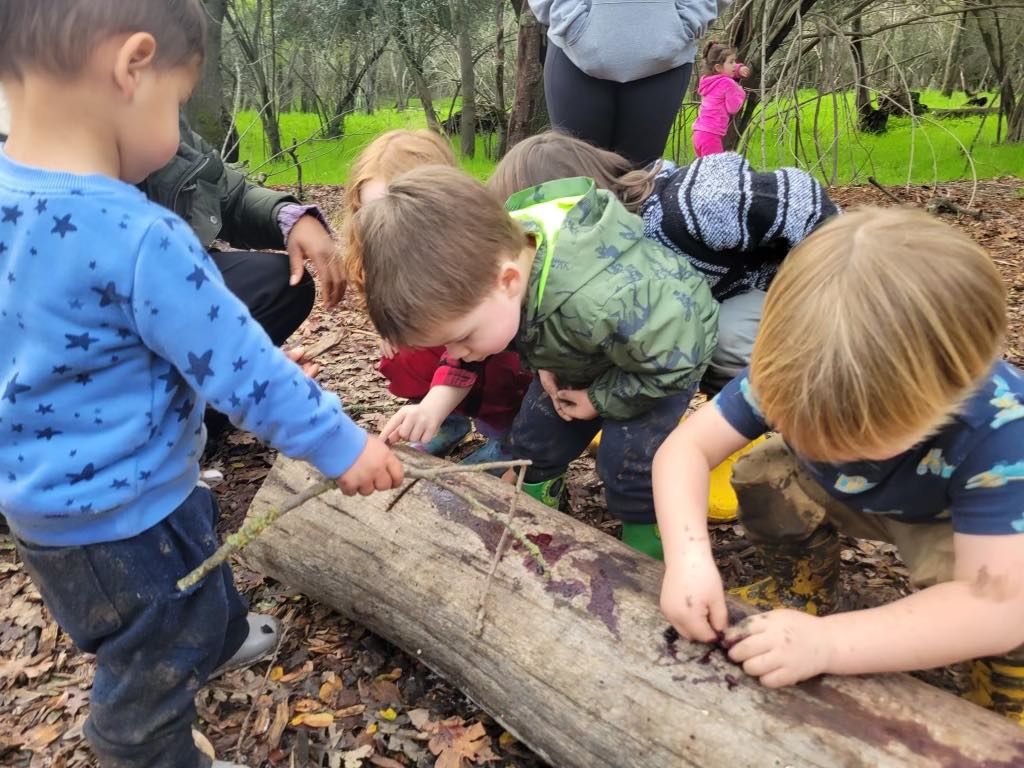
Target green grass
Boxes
[237,88,1023,189]
[732,89,1023,186]
[235,105,497,186]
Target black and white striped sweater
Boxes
[640,153,839,301]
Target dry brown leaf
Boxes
[375,667,402,682]
[290,711,334,728]
[369,755,406,768]
[279,661,314,684]
[407,708,432,731]
[268,700,290,750]
[428,719,499,768]
[293,698,322,713]
[334,704,366,718]
[343,744,374,768]
[319,677,344,707]
[22,723,63,752]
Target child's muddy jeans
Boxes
[508,377,694,522]
[730,434,955,586]
[16,486,249,768]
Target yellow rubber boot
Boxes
[708,434,768,523]
[728,526,840,616]
[589,424,765,523]
[965,656,1024,725]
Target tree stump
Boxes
[242,453,1024,768]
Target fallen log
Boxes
[931,107,999,118]
[242,453,1024,768]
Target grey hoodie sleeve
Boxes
[527,0,553,24]
[674,0,731,40]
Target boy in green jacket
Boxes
[356,166,719,558]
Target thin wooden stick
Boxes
[406,459,531,479]
[425,473,549,579]
[473,464,527,637]
[177,480,334,592]
[867,176,902,205]
[300,330,346,361]
[176,459,534,592]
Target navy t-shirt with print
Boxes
[715,362,1024,536]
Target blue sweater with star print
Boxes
[0,149,367,547]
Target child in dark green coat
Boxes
[354,166,719,558]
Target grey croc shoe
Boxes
[209,613,280,680]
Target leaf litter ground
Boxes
[2,178,1023,768]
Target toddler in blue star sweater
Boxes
[0,3,403,767]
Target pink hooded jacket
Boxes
[693,74,746,136]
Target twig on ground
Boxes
[473,463,527,637]
[927,196,984,219]
[301,330,346,361]
[867,176,903,205]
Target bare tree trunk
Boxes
[495,0,509,156]
[186,0,229,147]
[226,0,284,157]
[327,36,392,139]
[726,0,820,148]
[394,26,441,132]
[507,7,547,149]
[242,454,1024,768]
[451,0,477,157]
[971,1,1022,143]
[940,7,968,97]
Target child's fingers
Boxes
[381,413,407,443]
[726,627,772,662]
[675,608,718,644]
[538,370,560,401]
[708,591,729,633]
[287,244,305,287]
[385,454,405,487]
[758,666,801,689]
[741,650,784,680]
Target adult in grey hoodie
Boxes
[530,0,729,165]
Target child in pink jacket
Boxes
[692,42,751,157]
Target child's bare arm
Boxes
[726,533,1024,687]
[654,404,750,641]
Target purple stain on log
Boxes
[423,484,504,554]
[517,532,574,574]
[546,578,587,599]
[663,626,680,660]
[724,674,740,690]
[570,552,641,640]
[780,680,1024,768]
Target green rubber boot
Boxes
[522,474,566,509]
[620,522,664,561]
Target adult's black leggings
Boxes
[210,250,314,347]
[544,43,693,167]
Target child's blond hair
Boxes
[340,129,455,306]
[354,165,529,345]
[750,207,1006,462]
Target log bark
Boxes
[243,454,1024,768]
